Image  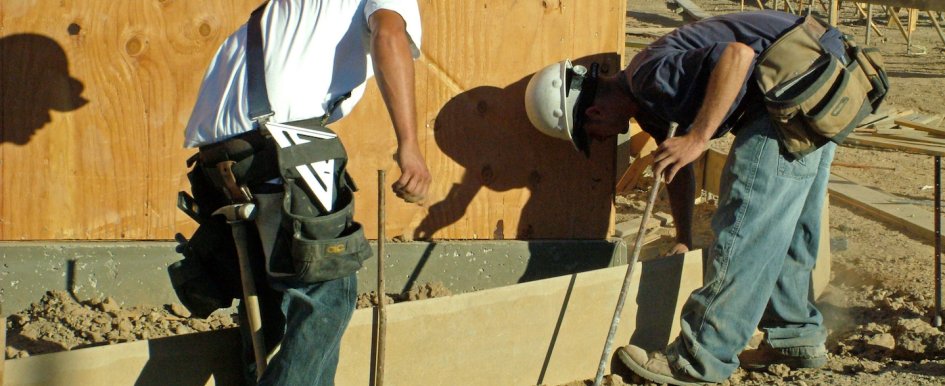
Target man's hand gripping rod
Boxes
[593,122,678,386]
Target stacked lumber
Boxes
[846,107,945,156]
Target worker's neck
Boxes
[598,73,638,120]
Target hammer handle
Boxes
[231,222,268,380]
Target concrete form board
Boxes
[0,240,626,316]
[4,329,242,386]
[3,251,703,386]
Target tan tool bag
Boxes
[755,15,888,158]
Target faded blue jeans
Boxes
[666,112,834,382]
[246,192,357,386]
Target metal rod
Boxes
[375,170,388,386]
[593,123,678,386]
[935,157,942,327]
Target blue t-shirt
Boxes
[625,10,847,141]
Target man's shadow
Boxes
[1,32,88,308]
[409,53,620,285]
[408,53,686,384]
[1,34,88,145]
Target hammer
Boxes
[214,202,268,380]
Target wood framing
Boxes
[616,121,657,194]
[856,0,945,11]
[895,116,945,136]
[0,0,625,240]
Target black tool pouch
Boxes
[169,159,252,318]
[264,121,372,284]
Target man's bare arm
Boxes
[369,9,431,203]
[652,42,755,183]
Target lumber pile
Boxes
[845,107,945,156]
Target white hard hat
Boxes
[524,59,598,156]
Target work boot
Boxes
[738,342,827,371]
[617,345,711,386]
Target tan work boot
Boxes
[616,345,711,386]
[738,342,827,371]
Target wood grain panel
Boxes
[339,0,624,240]
[0,1,262,240]
[1,0,622,240]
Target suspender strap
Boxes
[247,3,274,125]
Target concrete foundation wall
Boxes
[0,240,627,316]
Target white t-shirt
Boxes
[183,0,421,148]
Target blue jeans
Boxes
[666,113,834,382]
[247,193,357,386]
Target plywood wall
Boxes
[0,0,624,241]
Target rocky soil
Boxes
[4,282,451,360]
[4,290,237,360]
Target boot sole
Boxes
[740,355,826,371]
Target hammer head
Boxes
[213,203,257,222]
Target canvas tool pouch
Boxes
[264,119,372,284]
[755,15,887,158]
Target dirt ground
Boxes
[553,1,945,385]
[5,2,945,386]
[3,282,451,360]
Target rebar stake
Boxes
[375,170,388,386]
[593,122,678,386]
